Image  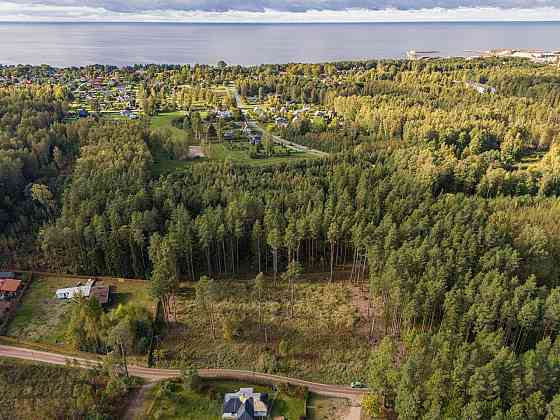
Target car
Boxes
[351,381,367,389]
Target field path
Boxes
[0,344,366,403]
[346,405,362,420]
[124,382,156,420]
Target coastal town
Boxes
[408,47,560,64]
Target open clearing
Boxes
[153,274,370,385]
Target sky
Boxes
[1,0,560,22]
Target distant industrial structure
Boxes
[466,49,560,65]
[406,50,441,60]
[407,48,560,66]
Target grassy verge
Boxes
[153,275,369,385]
[144,379,305,420]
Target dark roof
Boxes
[237,399,255,420]
[0,272,15,279]
[238,412,254,420]
[224,397,241,414]
[90,286,110,305]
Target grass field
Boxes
[153,139,317,176]
[206,141,317,167]
[153,274,369,385]
[6,273,154,347]
[144,379,305,420]
[150,111,186,130]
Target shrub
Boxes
[181,367,202,391]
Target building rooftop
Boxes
[0,279,22,293]
[90,285,110,305]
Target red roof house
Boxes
[0,279,22,298]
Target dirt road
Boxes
[0,344,365,402]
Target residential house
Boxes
[274,117,288,128]
[223,388,269,420]
[216,110,233,119]
[56,278,95,299]
[465,81,496,94]
[56,279,111,305]
[250,134,262,146]
[0,279,22,300]
[121,109,138,119]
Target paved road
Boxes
[232,89,329,158]
[0,344,366,402]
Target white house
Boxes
[223,388,268,420]
[465,81,496,94]
[56,279,95,300]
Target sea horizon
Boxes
[1,21,559,66]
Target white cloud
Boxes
[1,1,560,21]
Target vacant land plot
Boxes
[153,275,369,385]
[143,379,305,420]
[6,274,154,347]
[308,394,351,419]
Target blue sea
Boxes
[0,21,559,66]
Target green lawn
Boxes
[152,139,317,176]
[144,379,305,420]
[153,275,369,385]
[206,141,317,167]
[149,111,193,176]
[6,274,154,347]
[150,111,186,130]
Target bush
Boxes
[181,367,202,392]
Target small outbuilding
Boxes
[0,279,22,299]
[90,285,111,305]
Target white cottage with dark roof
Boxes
[223,388,269,420]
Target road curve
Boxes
[0,344,366,401]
